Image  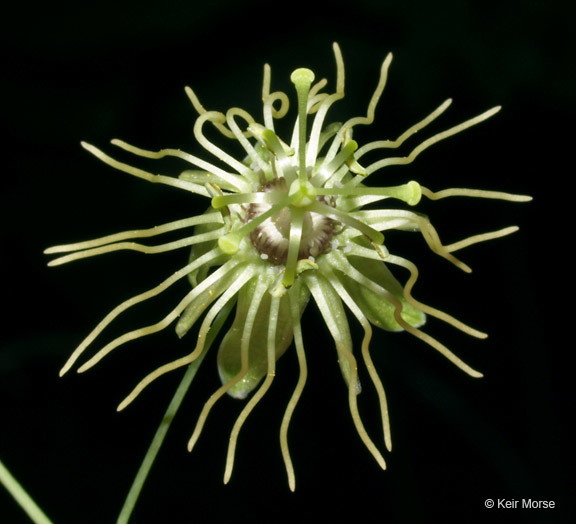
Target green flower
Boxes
[46,43,530,491]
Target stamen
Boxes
[321,163,356,189]
[249,124,296,182]
[316,180,422,207]
[309,201,384,245]
[313,140,358,186]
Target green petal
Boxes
[345,255,426,331]
[217,278,310,399]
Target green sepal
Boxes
[217,278,310,399]
[345,254,426,331]
[185,208,226,287]
[175,261,247,338]
[303,272,361,394]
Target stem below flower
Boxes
[116,300,235,524]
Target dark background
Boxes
[1,0,574,523]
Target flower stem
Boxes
[0,458,54,524]
[116,299,235,524]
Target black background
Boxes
[1,0,574,523]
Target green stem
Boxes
[116,299,235,524]
[0,458,54,524]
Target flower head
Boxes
[46,43,531,491]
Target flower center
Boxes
[246,178,336,265]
